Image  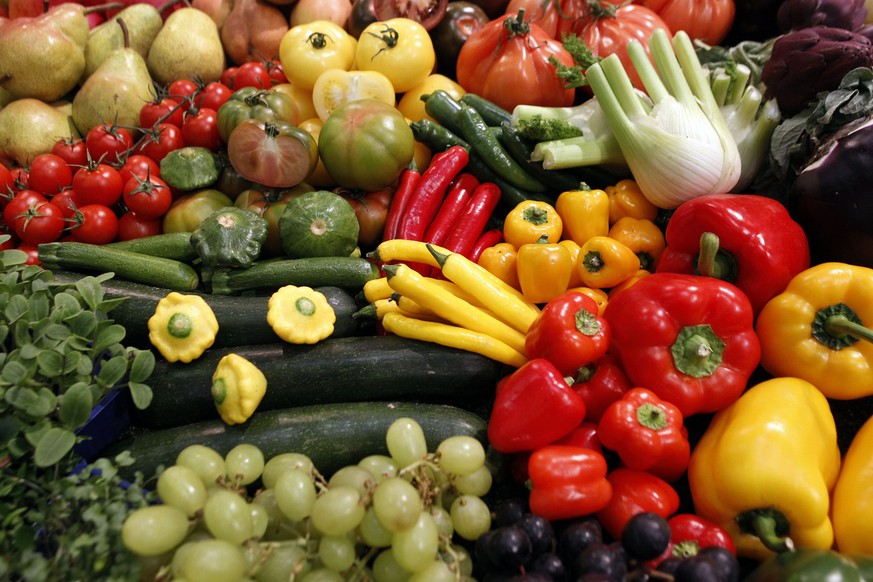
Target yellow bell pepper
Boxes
[688,377,841,561]
[605,178,659,224]
[607,217,666,272]
[566,286,609,315]
[478,242,521,292]
[517,235,573,304]
[555,187,609,247]
[559,239,585,289]
[211,353,267,425]
[756,262,873,399]
[148,292,219,363]
[577,235,641,289]
[267,285,336,344]
[832,414,873,555]
[503,200,563,249]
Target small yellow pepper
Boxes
[503,200,563,248]
[577,236,641,289]
[566,286,609,315]
[478,242,521,292]
[832,414,873,555]
[607,269,651,300]
[211,353,267,425]
[517,235,573,304]
[688,377,841,561]
[605,178,660,224]
[555,187,609,247]
[559,239,585,289]
[363,276,394,303]
[148,292,219,363]
[268,285,336,344]
[607,217,666,272]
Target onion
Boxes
[290,0,353,28]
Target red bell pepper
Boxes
[597,388,690,483]
[525,290,611,377]
[570,353,632,423]
[488,359,587,453]
[655,193,810,314]
[595,468,681,541]
[602,272,761,417]
[647,513,737,567]
[527,444,613,521]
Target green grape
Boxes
[121,504,190,557]
[226,443,266,486]
[358,506,394,548]
[252,489,285,539]
[429,506,454,538]
[171,541,197,578]
[253,543,311,582]
[358,455,398,483]
[299,568,344,582]
[453,465,493,497]
[262,452,314,489]
[176,444,227,487]
[385,417,427,468]
[371,549,411,582]
[310,486,366,537]
[157,464,208,517]
[203,489,254,545]
[443,543,473,577]
[372,477,422,534]
[250,502,270,540]
[391,512,439,573]
[407,560,455,582]
[328,465,376,498]
[449,495,491,541]
[274,468,317,522]
[178,538,248,582]
[436,436,485,477]
[317,535,357,572]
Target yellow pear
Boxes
[147,7,225,86]
[83,3,163,81]
[0,98,79,167]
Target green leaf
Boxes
[44,323,72,341]
[0,324,8,345]
[98,297,128,314]
[53,291,82,320]
[4,294,28,324]
[25,388,56,418]
[129,349,155,383]
[28,291,50,321]
[67,310,97,338]
[1,360,29,385]
[23,418,51,446]
[36,349,64,378]
[33,427,76,467]
[66,334,93,352]
[75,277,104,311]
[96,355,127,388]
[127,382,153,410]
[91,324,126,356]
[18,343,40,360]
[1,249,28,267]
[5,386,38,411]
[59,383,94,428]
[0,414,24,443]
[62,350,85,375]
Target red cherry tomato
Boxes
[85,123,135,165]
[182,107,222,151]
[70,203,119,244]
[221,66,239,89]
[197,81,233,111]
[11,199,66,244]
[168,79,199,101]
[266,58,287,85]
[140,96,186,129]
[26,153,73,196]
[16,243,41,266]
[138,122,186,164]
[232,61,272,90]
[10,167,29,190]
[51,137,89,169]
[116,211,164,241]
[50,188,82,220]
[118,154,160,186]
[122,174,173,219]
[72,162,124,207]
[3,189,46,228]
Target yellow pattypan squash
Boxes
[148,292,219,363]
[267,285,335,344]
[212,353,267,425]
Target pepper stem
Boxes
[696,232,737,282]
[826,314,873,344]
[812,303,873,350]
[749,513,794,554]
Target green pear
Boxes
[83,3,163,81]
[0,4,90,101]
[0,98,79,167]
[73,20,154,135]
[147,7,225,86]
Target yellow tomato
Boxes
[297,117,337,189]
[355,18,436,94]
[278,20,357,91]
[270,82,317,122]
[397,74,465,123]
[311,69,396,121]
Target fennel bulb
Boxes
[585,28,742,209]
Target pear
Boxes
[0,98,79,167]
[0,3,90,101]
[83,3,163,80]
[73,19,155,135]
[220,0,288,65]
[147,7,225,86]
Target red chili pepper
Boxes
[423,173,479,246]
[525,291,611,377]
[527,445,613,521]
[570,354,632,423]
[469,228,505,263]
[655,193,810,314]
[602,272,761,417]
[487,358,587,453]
[441,181,502,258]
[595,468,681,541]
[597,387,691,483]
[396,145,469,242]
[382,162,421,243]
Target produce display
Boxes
[4,0,873,581]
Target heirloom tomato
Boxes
[226,119,318,189]
[162,189,234,234]
[297,117,338,189]
[217,87,300,143]
[430,1,490,78]
[636,0,735,45]
[336,186,393,249]
[279,20,358,91]
[354,18,436,93]
[311,69,396,121]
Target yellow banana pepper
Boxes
[555,187,609,247]
[688,377,841,562]
[148,292,219,363]
[577,235,641,289]
[478,242,521,292]
[211,353,267,425]
[605,178,659,223]
[832,414,873,555]
[517,235,573,305]
[607,217,666,272]
[756,262,873,399]
[267,285,336,344]
[503,200,563,248]
[363,276,394,303]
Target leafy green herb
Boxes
[550,33,601,89]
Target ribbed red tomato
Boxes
[635,0,735,45]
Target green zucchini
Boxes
[208,256,381,295]
[110,401,490,481]
[48,270,364,349]
[133,335,505,429]
[104,232,198,262]
[38,241,200,291]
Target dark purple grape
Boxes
[620,512,672,561]
[558,518,604,566]
[493,498,528,528]
[519,513,556,556]
[573,542,628,581]
[487,525,534,571]
[530,551,569,581]
[656,555,685,575]
[697,546,740,582]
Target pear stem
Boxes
[82,3,125,16]
[117,17,130,50]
